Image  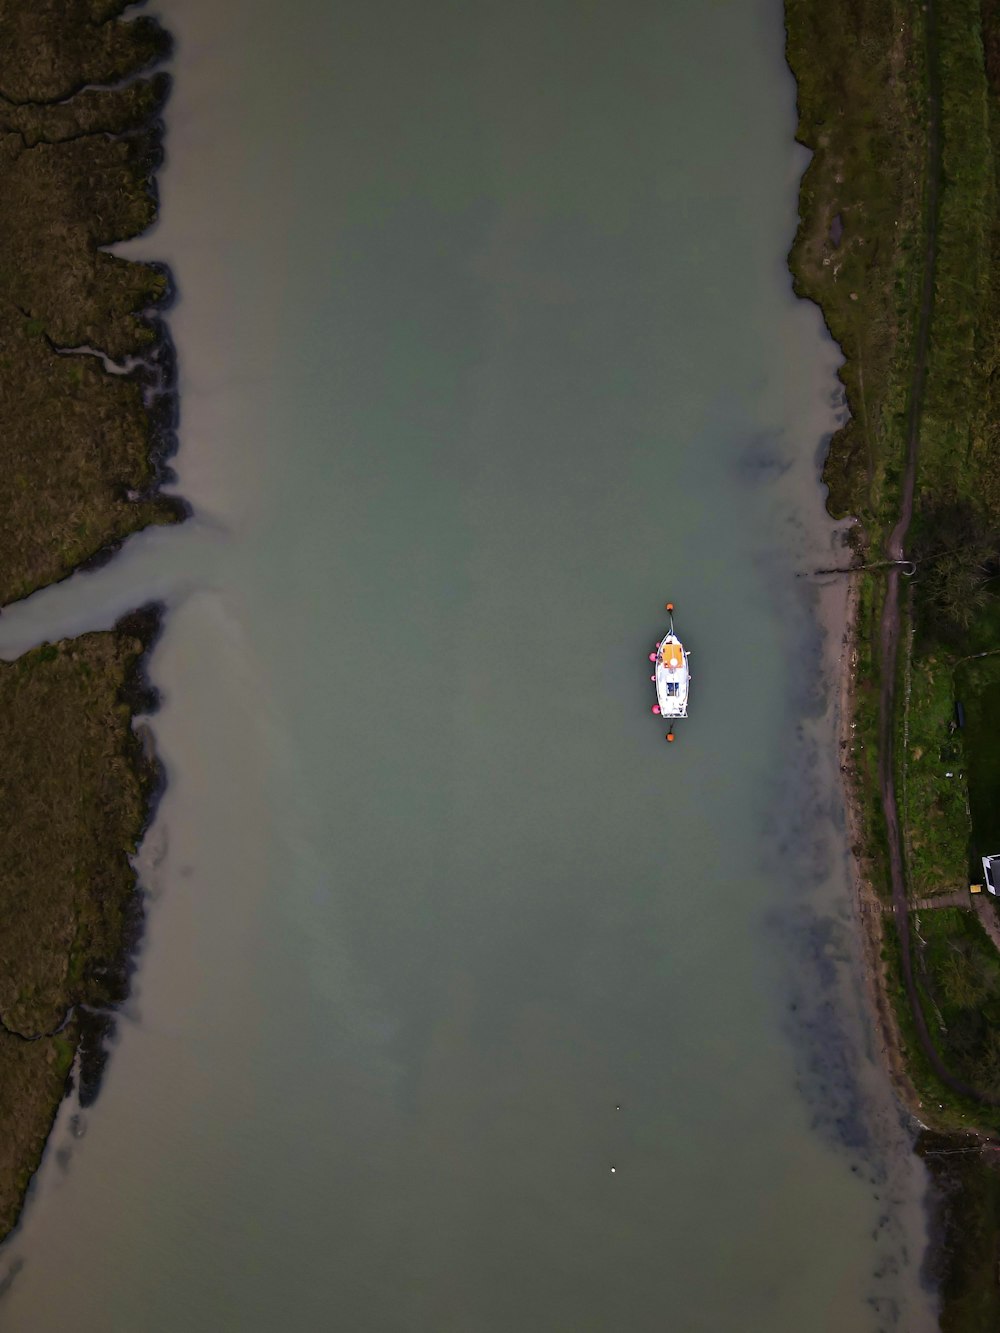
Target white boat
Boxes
[651,604,689,737]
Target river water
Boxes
[0,1,937,1329]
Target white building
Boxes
[981,854,1000,895]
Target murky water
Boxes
[0,1,937,1329]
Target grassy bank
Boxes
[0,2,179,1243]
[785,0,927,526]
[0,0,185,607]
[0,614,160,1040]
[0,1027,79,1241]
[921,1134,1000,1333]
[788,0,1000,1324]
[912,908,1000,1099]
[0,611,161,1237]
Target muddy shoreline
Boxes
[0,1,182,1242]
[786,0,1000,1323]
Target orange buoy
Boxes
[666,731,675,743]
[665,602,674,612]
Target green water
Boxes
[0,1,936,1328]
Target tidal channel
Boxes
[0,2,937,1328]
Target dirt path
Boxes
[861,891,968,914]
[912,892,972,912]
[871,0,997,1105]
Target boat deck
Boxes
[655,632,689,719]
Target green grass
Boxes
[917,0,996,502]
[956,658,1000,868]
[882,920,1000,1130]
[51,1035,74,1080]
[902,649,970,895]
[842,572,893,894]
[912,908,1000,1095]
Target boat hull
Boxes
[655,632,689,719]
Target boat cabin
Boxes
[660,641,684,669]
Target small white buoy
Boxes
[610,1166,616,1174]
